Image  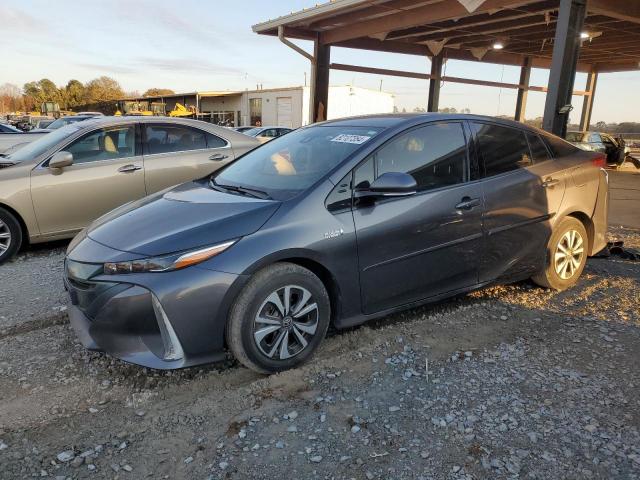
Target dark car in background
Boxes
[64,114,608,373]
[241,126,293,143]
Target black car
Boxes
[64,114,609,373]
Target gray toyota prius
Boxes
[64,114,609,373]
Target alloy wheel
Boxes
[0,219,11,255]
[253,285,319,360]
[554,229,584,280]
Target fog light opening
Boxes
[152,295,184,361]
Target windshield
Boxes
[214,125,383,201]
[47,116,92,130]
[1,124,21,133]
[242,128,262,136]
[565,132,585,143]
[4,123,87,162]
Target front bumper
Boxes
[64,255,249,369]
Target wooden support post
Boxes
[542,0,587,137]
[515,57,532,122]
[427,55,443,112]
[579,69,598,132]
[311,40,330,123]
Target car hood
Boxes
[87,181,281,257]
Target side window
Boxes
[473,123,531,176]
[206,132,227,148]
[589,133,602,143]
[144,124,207,155]
[544,135,580,158]
[65,126,135,164]
[527,133,551,163]
[373,122,467,192]
[325,173,352,212]
[354,157,375,190]
[262,129,278,138]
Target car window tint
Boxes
[262,129,278,138]
[206,132,227,148]
[527,133,551,163]
[325,173,353,212]
[354,157,375,190]
[144,125,207,154]
[373,122,467,192]
[65,126,135,164]
[473,123,531,176]
[544,135,580,158]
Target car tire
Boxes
[532,216,588,291]
[0,207,22,265]
[226,262,331,374]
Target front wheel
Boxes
[0,207,23,265]
[532,216,588,291]
[226,262,331,374]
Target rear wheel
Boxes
[0,207,22,265]
[532,216,588,290]
[226,262,331,374]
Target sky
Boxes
[1,0,638,124]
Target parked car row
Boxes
[53,114,608,373]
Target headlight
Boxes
[103,240,236,274]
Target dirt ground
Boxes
[0,225,638,480]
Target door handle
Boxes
[118,164,142,173]
[542,177,560,188]
[209,153,228,161]
[455,197,480,211]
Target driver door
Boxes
[352,121,483,314]
[30,124,146,236]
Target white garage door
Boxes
[277,97,293,128]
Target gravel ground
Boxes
[0,226,638,479]
[0,240,68,331]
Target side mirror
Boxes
[355,172,417,200]
[49,151,74,170]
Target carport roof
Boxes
[253,0,640,73]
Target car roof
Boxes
[320,113,549,135]
[74,116,226,128]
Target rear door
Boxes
[471,122,566,282]
[353,121,483,314]
[142,123,234,193]
[30,123,146,235]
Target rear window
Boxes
[527,133,551,163]
[544,135,580,158]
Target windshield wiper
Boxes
[210,178,271,200]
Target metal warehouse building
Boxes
[122,85,395,128]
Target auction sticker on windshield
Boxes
[331,134,371,145]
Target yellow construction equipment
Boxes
[169,103,196,117]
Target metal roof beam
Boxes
[320,0,544,45]
[588,0,640,25]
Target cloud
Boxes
[78,63,137,75]
[112,0,229,47]
[76,57,244,77]
[134,57,245,76]
[0,5,47,34]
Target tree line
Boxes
[0,78,175,113]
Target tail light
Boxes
[591,153,607,169]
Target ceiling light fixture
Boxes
[493,41,504,50]
[580,32,590,39]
